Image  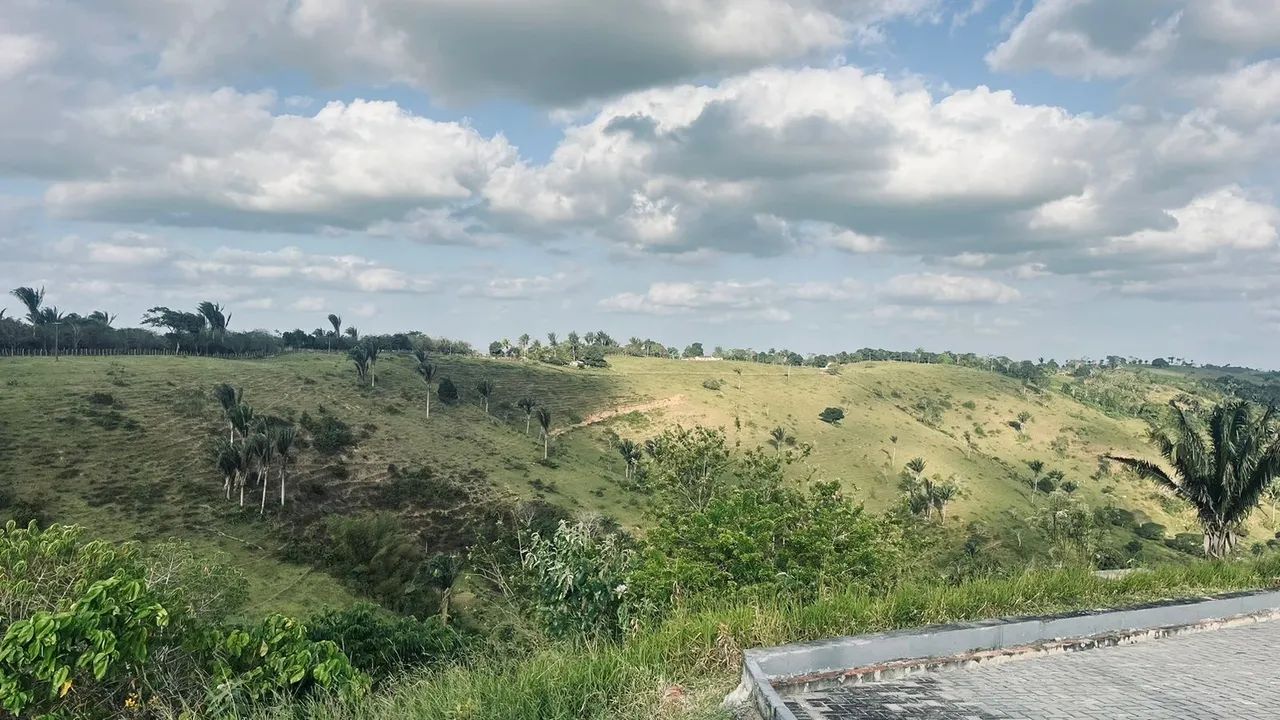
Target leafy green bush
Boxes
[301,410,357,455]
[1166,532,1204,555]
[1136,521,1167,540]
[325,514,433,614]
[522,521,637,639]
[701,378,724,391]
[0,523,366,718]
[818,407,845,425]
[308,605,467,680]
[437,378,460,404]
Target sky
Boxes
[2,0,1279,365]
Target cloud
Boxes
[460,272,585,300]
[290,296,327,312]
[988,0,1280,81]
[174,246,436,294]
[599,278,860,320]
[69,0,946,107]
[44,90,517,232]
[1097,186,1278,258]
[882,273,1022,304]
[488,66,1112,257]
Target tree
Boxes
[617,439,641,482]
[930,476,961,522]
[1025,459,1045,490]
[682,342,704,359]
[437,378,459,404]
[769,426,787,452]
[197,301,231,343]
[273,425,297,508]
[819,407,845,425]
[212,383,241,443]
[566,331,581,360]
[517,397,537,435]
[256,429,275,515]
[141,306,206,352]
[488,341,504,357]
[518,333,530,357]
[345,326,359,341]
[9,286,45,325]
[417,361,436,419]
[477,379,495,415]
[423,554,463,625]
[212,437,243,501]
[536,408,552,460]
[348,346,370,383]
[365,341,380,387]
[1108,400,1280,558]
[239,432,267,508]
[328,313,342,351]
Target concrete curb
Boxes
[734,588,1280,720]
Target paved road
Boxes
[786,619,1280,719]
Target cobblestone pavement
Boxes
[785,619,1280,719]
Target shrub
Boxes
[522,521,637,639]
[1166,532,1204,555]
[86,392,116,406]
[1036,477,1057,494]
[308,604,466,680]
[0,523,366,718]
[1135,522,1167,540]
[301,411,357,455]
[437,378,460,404]
[961,400,977,410]
[818,407,845,425]
[701,378,724,391]
[325,514,433,614]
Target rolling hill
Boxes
[0,351,1250,613]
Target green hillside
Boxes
[0,352,1248,613]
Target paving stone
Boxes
[786,619,1280,719]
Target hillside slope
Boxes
[0,353,1242,611]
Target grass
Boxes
[246,557,1280,720]
[0,351,1256,612]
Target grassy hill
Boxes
[0,352,1250,613]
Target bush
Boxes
[1166,532,1204,555]
[437,378,460,404]
[308,604,467,680]
[325,514,433,614]
[0,523,366,718]
[818,407,845,425]
[1136,522,1167,540]
[522,521,637,639]
[701,378,724,391]
[301,410,357,455]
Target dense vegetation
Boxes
[10,286,1280,717]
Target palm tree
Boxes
[769,426,786,452]
[239,432,267,508]
[229,403,256,444]
[417,361,436,418]
[518,333,530,358]
[348,345,369,383]
[1107,400,1280,558]
[87,310,116,327]
[213,383,241,443]
[9,286,45,325]
[536,408,552,460]
[273,425,297,508]
[477,379,495,415]
[617,439,641,481]
[424,553,463,625]
[930,478,961,522]
[197,301,231,343]
[365,341,380,387]
[345,326,359,342]
[212,437,241,501]
[256,430,275,515]
[327,313,342,351]
[902,457,933,519]
[517,397,537,435]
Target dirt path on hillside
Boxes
[552,395,685,436]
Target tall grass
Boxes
[247,558,1280,720]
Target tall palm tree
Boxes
[327,313,342,351]
[213,384,242,443]
[617,439,641,481]
[197,301,231,339]
[256,430,275,515]
[9,286,45,325]
[212,437,241,501]
[87,310,116,327]
[229,403,256,444]
[536,408,552,460]
[273,425,297,508]
[365,341,380,388]
[1108,399,1280,558]
[517,397,537,435]
[345,326,359,342]
[417,360,436,418]
[239,432,267,508]
[477,379,494,415]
